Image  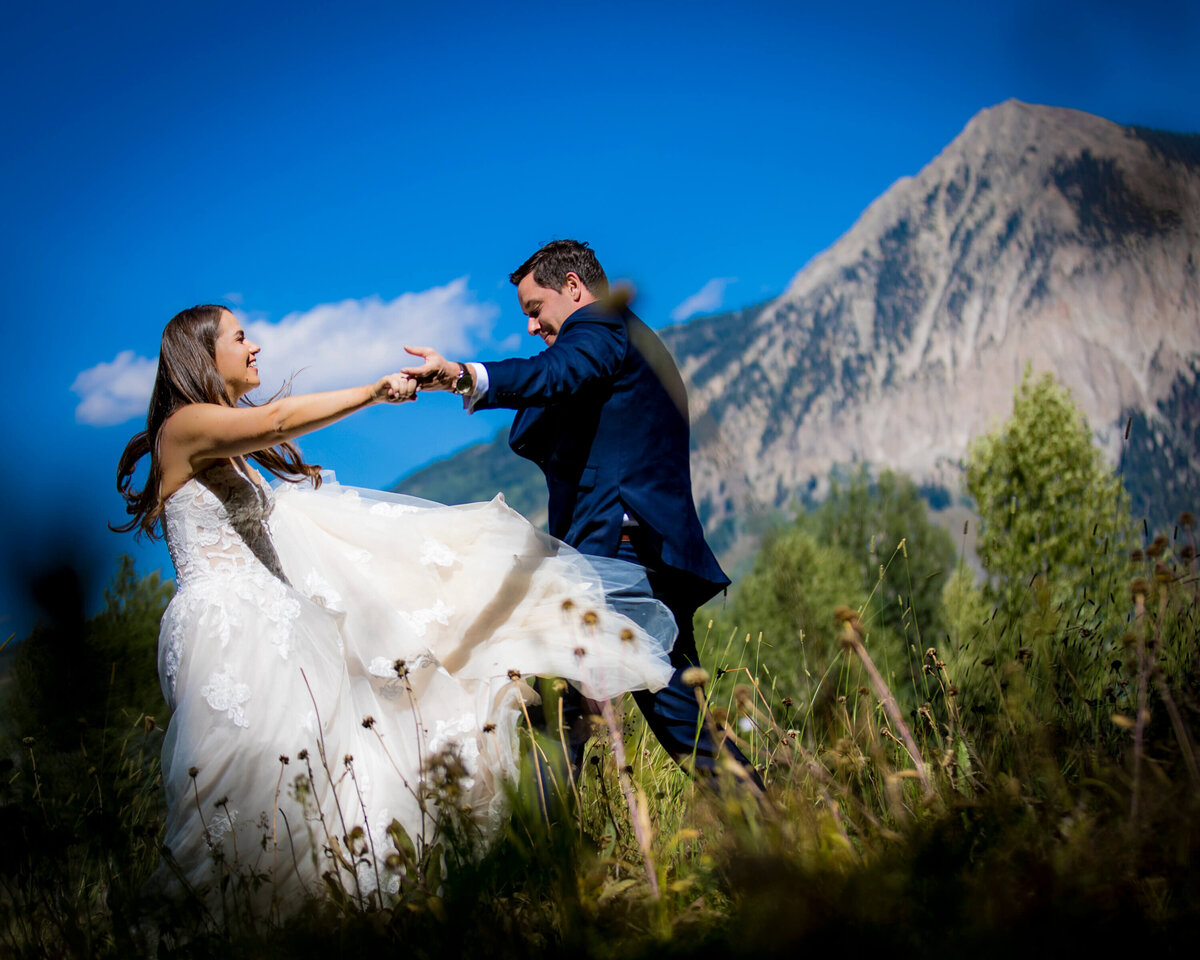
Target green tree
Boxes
[941,563,988,650]
[807,466,957,647]
[706,525,865,706]
[960,368,1136,739]
[967,367,1133,615]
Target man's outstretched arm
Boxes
[402,313,627,410]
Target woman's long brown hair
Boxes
[113,304,321,539]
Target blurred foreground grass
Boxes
[2,527,1197,959]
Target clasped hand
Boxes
[401,345,458,391]
[375,374,419,403]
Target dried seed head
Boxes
[947,686,959,697]
[362,715,376,729]
[574,646,587,658]
[482,723,496,734]
[343,754,354,767]
[1130,578,1149,601]
[781,696,794,708]
[581,610,599,627]
[1180,545,1196,563]
[1147,535,1168,558]
[297,749,309,761]
[394,659,409,678]
[924,647,938,660]
[215,796,228,807]
[833,605,860,625]
[561,598,575,612]
[711,707,729,725]
[1181,511,1195,530]
[1154,561,1173,585]
[733,684,752,704]
[681,666,710,688]
[620,628,635,643]
[188,766,198,778]
[279,755,290,765]
[22,737,35,747]
[507,668,521,681]
[1130,549,1145,563]
[142,715,156,733]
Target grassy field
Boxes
[2,522,1197,959]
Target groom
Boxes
[404,239,761,790]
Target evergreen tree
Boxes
[807,466,956,647]
[707,525,865,705]
[966,366,1133,615]
[959,367,1136,737]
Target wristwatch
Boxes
[452,363,474,395]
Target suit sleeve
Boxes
[475,315,627,410]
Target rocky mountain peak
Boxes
[667,101,1200,547]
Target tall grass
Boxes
[2,528,1198,958]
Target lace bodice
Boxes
[164,462,288,587]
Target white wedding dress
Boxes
[152,461,674,916]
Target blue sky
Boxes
[2,0,1197,636]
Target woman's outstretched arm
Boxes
[159,375,416,483]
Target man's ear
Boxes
[563,272,584,301]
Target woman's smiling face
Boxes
[213,309,261,401]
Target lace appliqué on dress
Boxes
[159,464,304,701]
[419,537,457,568]
[429,716,480,785]
[302,569,344,612]
[369,501,420,518]
[201,663,251,728]
[398,600,454,638]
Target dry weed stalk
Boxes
[598,695,660,898]
[834,607,931,795]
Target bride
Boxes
[114,304,675,918]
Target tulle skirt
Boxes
[152,479,675,915]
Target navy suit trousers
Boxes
[550,533,763,791]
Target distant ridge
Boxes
[396,101,1200,557]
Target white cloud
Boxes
[242,277,499,395]
[72,278,501,427]
[71,350,158,426]
[670,277,736,323]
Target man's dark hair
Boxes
[509,239,609,296]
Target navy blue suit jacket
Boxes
[476,301,729,604]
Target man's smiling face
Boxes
[516,271,591,347]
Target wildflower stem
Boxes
[1131,592,1149,822]
[599,697,660,899]
[840,620,930,795]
